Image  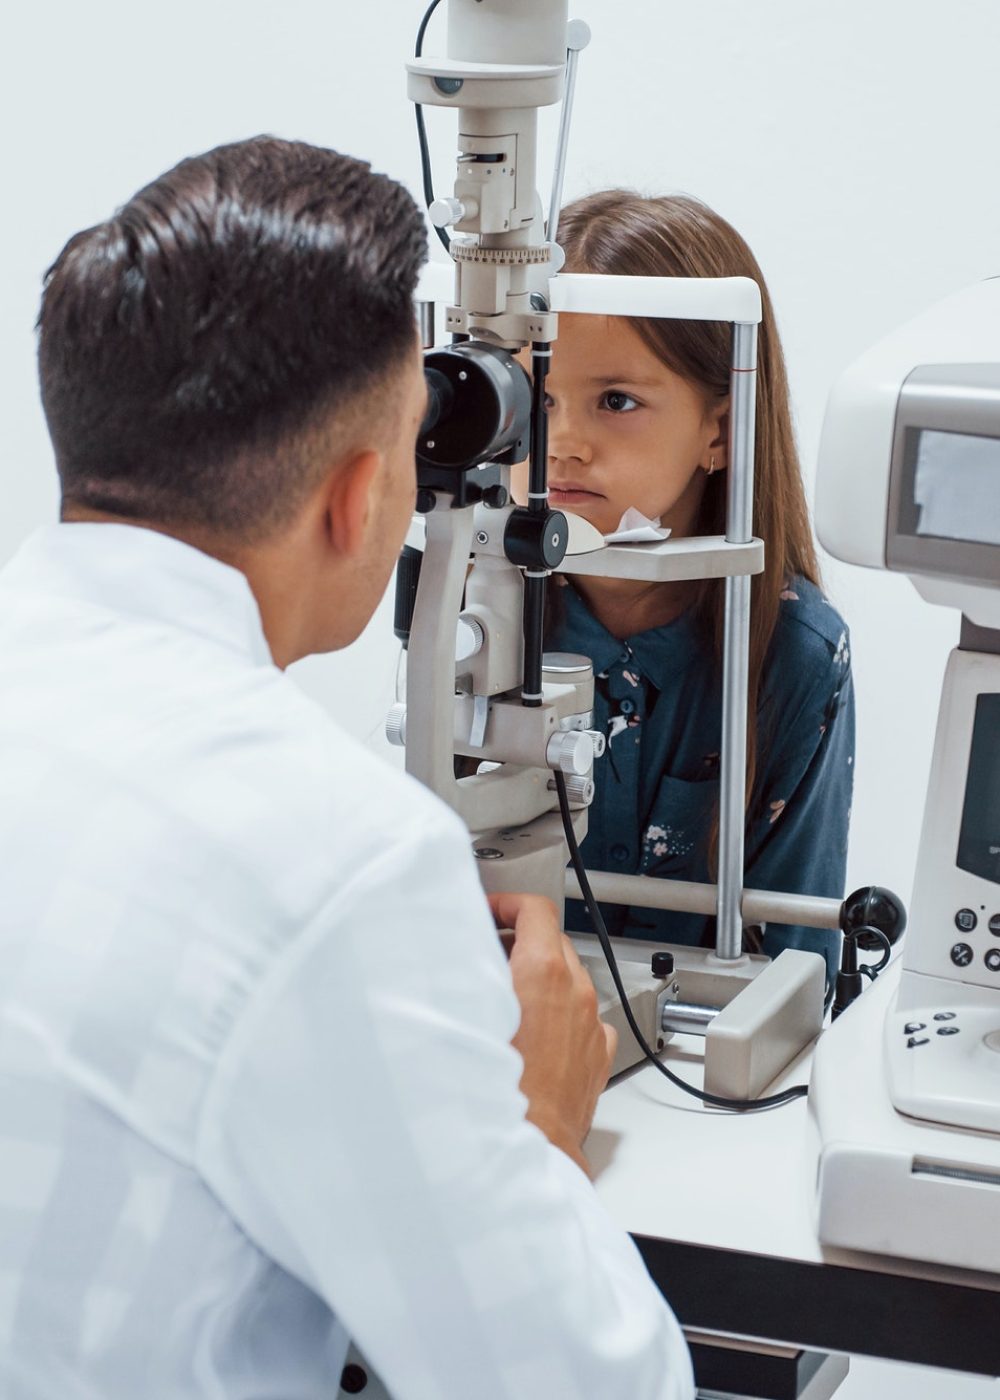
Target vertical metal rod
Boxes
[419,301,435,349]
[547,22,591,245]
[527,343,551,506]
[716,321,758,961]
[522,342,552,707]
[521,571,547,707]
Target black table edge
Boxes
[634,1235,1000,1378]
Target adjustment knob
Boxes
[455,616,485,663]
[567,17,592,50]
[545,729,594,776]
[839,885,907,949]
[429,196,473,228]
[385,704,407,747]
[587,729,607,758]
[548,773,595,806]
[651,950,675,978]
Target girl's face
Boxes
[513,313,727,539]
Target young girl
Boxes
[515,191,854,980]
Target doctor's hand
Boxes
[488,892,616,1179]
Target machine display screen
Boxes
[912,429,1000,547]
[957,693,1000,886]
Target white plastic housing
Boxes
[551,272,762,324]
[448,0,568,65]
[811,962,1000,1274]
[815,277,1000,571]
[898,647,1000,994]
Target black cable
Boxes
[415,0,451,254]
[857,926,891,976]
[832,925,892,1018]
[415,0,442,56]
[554,772,809,1112]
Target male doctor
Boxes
[0,136,692,1399]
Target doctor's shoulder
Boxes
[247,666,474,870]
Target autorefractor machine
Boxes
[810,281,1000,1274]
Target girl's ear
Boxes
[703,400,729,474]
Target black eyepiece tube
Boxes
[421,367,455,436]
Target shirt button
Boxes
[611,843,630,862]
[619,698,636,716]
[618,648,631,664]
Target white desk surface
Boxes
[587,1033,1000,1297]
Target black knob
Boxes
[651,950,675,977]
[503,506,569,570]
[482,483,509,509]
[839,885,907,950]
[340,1362,368,1393]
[415,487,437,514]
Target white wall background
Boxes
[3,3,998,1394]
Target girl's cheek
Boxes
[509,459,529,499]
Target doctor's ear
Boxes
[323,449,381,557]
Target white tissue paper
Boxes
[602,507,672,544]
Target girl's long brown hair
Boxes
[556,191,820,838]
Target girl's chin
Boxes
[555,500,615,534]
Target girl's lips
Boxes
[549,485,604,503]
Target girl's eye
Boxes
[601,390,639,413]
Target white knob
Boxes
[567,18,592,51]
[385,703,407,747]
[546,729,594,776]
[587,729,606,758]
[455,616,485,662]
[548,773,595,806]
[429,196,467,229]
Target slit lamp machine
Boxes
[381,0,1000,1263]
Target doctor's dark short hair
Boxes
[37,137,427,540]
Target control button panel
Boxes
[951,942,974,967]
[886,1004,1000,1133]
[955,907,978,933]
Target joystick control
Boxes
[832,885,907,1020]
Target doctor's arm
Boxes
[195,811,693,1400]
[491,889,616,1177]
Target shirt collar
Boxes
[550,578,704,688]
[1,523,275,667]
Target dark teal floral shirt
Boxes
[550,575,855,980]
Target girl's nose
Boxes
[546,402,592,467]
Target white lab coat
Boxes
[0,522,693,1400]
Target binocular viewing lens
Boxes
[418,343,532,473]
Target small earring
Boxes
[706,455,718,476]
